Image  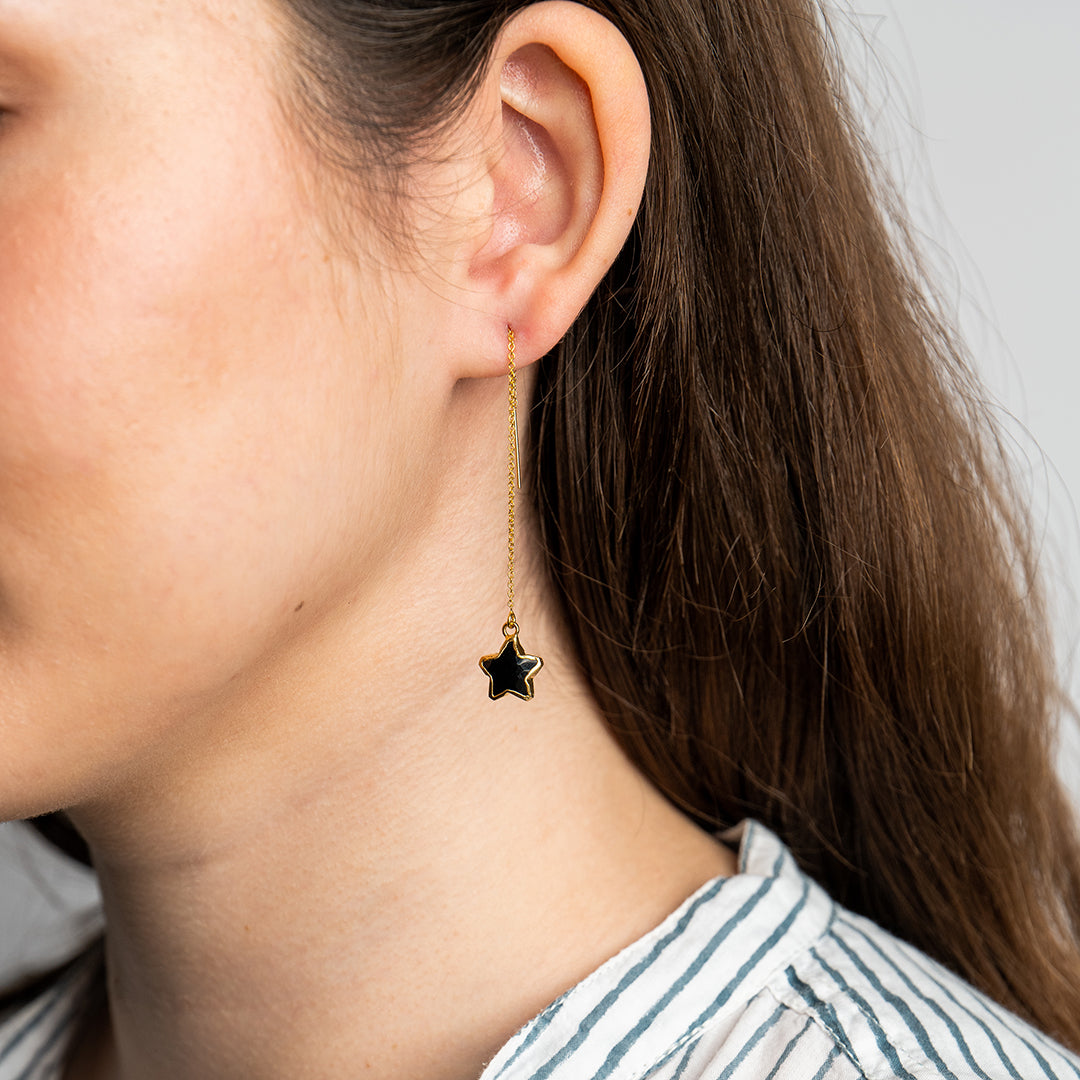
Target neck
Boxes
[76,667,733,1080]
[66,385,735,1080]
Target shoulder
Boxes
[773,902,1079,1080]
[672,915,1080,1079]
[643,824,1080,1080]
[482,820,1080,1080]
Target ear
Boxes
[446,1,650,376]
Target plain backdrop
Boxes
[849,0,1080,787]
[1,0,1078,985]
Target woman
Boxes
[1,0,1078,1077]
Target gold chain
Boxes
[504,327,518,636]
[479,324,543,701]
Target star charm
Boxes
[479,632,543,701]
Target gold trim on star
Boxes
[479,632,543,701]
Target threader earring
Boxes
[479,327,544,701]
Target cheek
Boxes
[0,142,277,595]
[0,113,301,461]
[0,100,398,800]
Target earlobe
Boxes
[461,2,650,372]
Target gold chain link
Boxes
[505,327,518,635]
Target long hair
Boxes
[29,0,1080,1050]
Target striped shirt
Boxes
[1,820,1078,1079]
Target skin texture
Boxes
[0,2,736,1077]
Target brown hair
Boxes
[31,0,1080,1051]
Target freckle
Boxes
[294,601,304,612]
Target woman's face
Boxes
[0,0,441,818]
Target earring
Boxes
[479,327,544,701]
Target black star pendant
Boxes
[479,630,543,701]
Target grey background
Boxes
[1,0,1078,985]
[848,0,1080,783]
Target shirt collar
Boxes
[480,821,835,1080]
[0,942,103,1080]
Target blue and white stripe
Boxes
[2,822,1078,1079]
[481,821,1080,1079]
[0,946,101,1080]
